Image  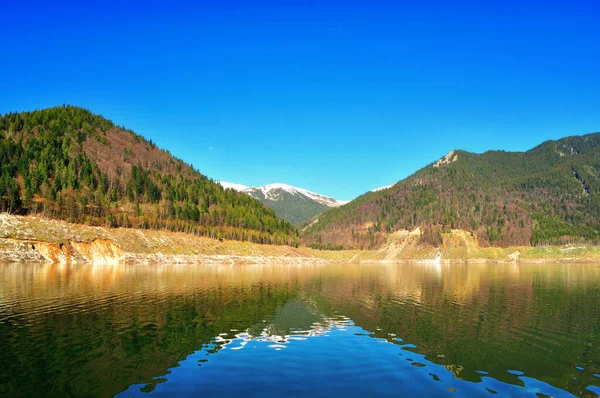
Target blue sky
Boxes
[1,0,599,201]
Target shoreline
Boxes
[1,214,600,265]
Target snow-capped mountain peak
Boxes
[218,182,346,207]
[255,183,342,207]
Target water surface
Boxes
[1,262,599,397]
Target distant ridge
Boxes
[219,182,347,225]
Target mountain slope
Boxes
[0,106,298,246]
[219,182,346,225]
[371,184,395,192]
[303,132,600,249]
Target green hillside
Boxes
[0,106,298,246]
[303,133,600,249]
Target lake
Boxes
[1,262,599,397]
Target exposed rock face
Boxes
[0,239,48,263]
[31,241,78,263]
[433,150,459,167]
[377,228,437,262]
[0,237,327,265]
[372,228,521,263]
[0,238,124,264]
[69,239,125,264]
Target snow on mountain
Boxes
[371,184,395,192]
[218,181,249,191]
[218,182,345,207]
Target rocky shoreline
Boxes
[2,214,600,265]
[0,237,325,265]
[0,214,324,265]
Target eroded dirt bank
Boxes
[0,214,324,265]
[306,227,600,264]
[2,214,600,264]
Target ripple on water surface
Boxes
[0,262,599,397]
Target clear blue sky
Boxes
[1,0,599,201]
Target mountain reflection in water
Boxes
[1,262,599,397]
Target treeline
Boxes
[303,133,600,249]
[0,106,299,246]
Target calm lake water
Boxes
[1,262,600,397]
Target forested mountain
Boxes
[0,106,298,246]
[219,182,346,225]
[303,133,600,249]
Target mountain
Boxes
[219,182,347,225]
[371,184,395,192]
[0,106,298,246]
[303,132,600,249]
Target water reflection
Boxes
[118,299,581,398]
[0,262,599,397]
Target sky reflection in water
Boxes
[1,262,599,397]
